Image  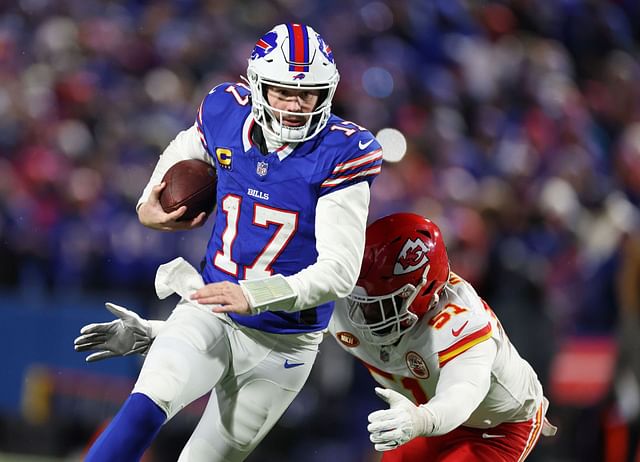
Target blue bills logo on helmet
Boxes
[251,31,278,60]
[316,33,334,64]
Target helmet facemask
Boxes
[247,73,338,143]
[347,265,432,346]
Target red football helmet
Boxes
[347,213,450,345]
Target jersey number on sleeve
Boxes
[223,83,250,106]
[428,304,468,329]
[214,194,298,278]
[329,120,366,136]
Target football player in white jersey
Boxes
[331,213,556,461]
[76,213,555,461]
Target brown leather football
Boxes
[159,159,217,221]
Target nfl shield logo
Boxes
[256,161,269,177]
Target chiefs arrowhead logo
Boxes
[406,351,429,379]
[394,238,430,275]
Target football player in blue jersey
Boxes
[82,23,382,462]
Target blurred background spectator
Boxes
[0,0,639,461]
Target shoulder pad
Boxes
[318,118,383,194]
[427,284,493,367]
[203,82,251,112]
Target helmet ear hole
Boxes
[422,280,436,298]
[318,89,329,105]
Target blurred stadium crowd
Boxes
[1,0,640,461]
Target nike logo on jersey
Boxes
[482,433,506,439]
[358,139,374,150]
[451,321,469,337]
[284,359,305,369]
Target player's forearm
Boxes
[418,383,487,436]
[137,124,210,210]
[285,182,369,310]
[419,340,496,436]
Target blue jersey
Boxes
[196,82,382,334]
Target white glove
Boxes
[367,387,431,452]
[74,302,155,362]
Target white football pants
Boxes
[133,299,321,462]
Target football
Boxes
[159,159,217,221]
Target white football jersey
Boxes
[329,273,543,428]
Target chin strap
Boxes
[268,117,309,144]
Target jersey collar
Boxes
[242,113,297,161]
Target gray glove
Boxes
[74,302,155,362]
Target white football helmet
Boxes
[246,23,340,143]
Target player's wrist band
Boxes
[239,275,297,314]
